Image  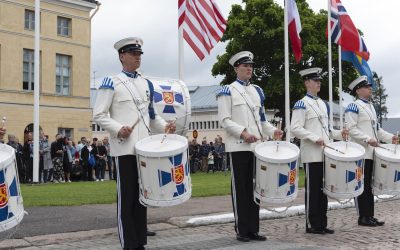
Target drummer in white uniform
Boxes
[291,67,347,235]
[217,51,283,242]
[345,75,398,227]
[93,37,175,250]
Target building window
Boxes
[216,121,219,128]
[57,16,71,37]
[212,121,215,129]
[56,54,71,95]
[207,121,210,129]
[23,49,34,91]
[25,10,35,30]
[58,128,73,138]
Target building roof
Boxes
[189,85,221,111]
[382,118,400,134]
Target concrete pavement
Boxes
[1,198,399,249]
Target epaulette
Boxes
[345,103,359,114]
[293,100,306,110]
[99,77,114,90]
[253,85,265,103]
[216,85,231,97]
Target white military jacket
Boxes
[217,79,277,152]
[291,94,342,163]
[345,98,393,159]
[93,71,166,157]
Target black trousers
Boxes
[356,159,374,217]
[230,151,259,236]
[115,155,147,249]
[304,162,328,229]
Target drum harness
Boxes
[117,74,152,135]
[230,83,265,143]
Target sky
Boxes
[91,0,400,118]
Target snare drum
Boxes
[254,141,300,204]
[0,144,24,232]
[323,141,365,200]
[135,134,191,207]
[373,144,400,195]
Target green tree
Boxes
[372,72,388,126]
[212,0,358,123]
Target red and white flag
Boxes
[287,0,302,63]
[178,0,227,60]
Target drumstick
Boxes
[344,122,348,152]
[160,120,176,143]
[378,144,396,153]
[118,119,140,143]
[325,145,346,154]
[0,117,6,128]
[276,118,282,152]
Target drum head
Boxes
[0,144,15,170]
[254,141,299,163]
[324,141,365,161]
[135,134,188,157]
[375,144,400,163]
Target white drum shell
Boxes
[150,78,191,136]
[254,141,300,204]
[0,144,24,232]
[323,141,365,200]
[373,144,400,195]
[135,134,191,207]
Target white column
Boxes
[284,0,290,142]
[327,0,334,128]
[178,26,184,81]
[338,45,343,129]
[33,0,41,183]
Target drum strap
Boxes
[303,98,331,140]
[354,100,379,140]
[230,83,264,141]
[117,73,152,134]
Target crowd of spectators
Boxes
[188,135,228,173]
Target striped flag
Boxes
[329,0,370,61]
[287,0,302,63]
[178,0,227,60]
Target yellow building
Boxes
[0,0,99,143]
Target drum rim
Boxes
[324,141,365,161]
[374,144,400,163]
[254,141,300,163]
[0,144,16,170]
[135,134,188,157]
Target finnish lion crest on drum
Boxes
[0,183,8,208]
[172,164,184,185]
[162,91,175,104]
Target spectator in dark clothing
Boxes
[94,140,107,181]
[50,134,64,183]
[199,139,210,172]
[80,137,91,181]
[7,135,25,183]
[22,133,34,183]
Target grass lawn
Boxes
[20,168,306,207]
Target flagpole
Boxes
[327,0,334,129]
[284,0,290,142]
[338,45,343,129]
[33,0,41,183]
[178,26,184,81]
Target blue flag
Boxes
[342,50,376,89]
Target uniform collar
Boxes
[358,98,370,104]
[122,70,138,79]
[306,93,319,100]
[236,78,250,86]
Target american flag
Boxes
[330,0,369,61]
[178,0,227,60]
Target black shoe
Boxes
[248,232,267,241]
[358,216,377,227]
[370,217,385,226]
[306,227,325,234]
[323,228,335,234]
[146,230,156,236]
[236,234,250,242]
